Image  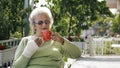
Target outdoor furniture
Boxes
[0,39,21,68]
[111,44,120,54]
[110,38,120,54]
[92,37,120,55]
[111,44,120,47]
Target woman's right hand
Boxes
[22,40,39,58]
[35,38,43,47]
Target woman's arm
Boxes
[51,32,81,58]
[12,37,40,68]
[60,38,81,58]
[12,37,30,68]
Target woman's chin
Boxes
[42,28,49,30]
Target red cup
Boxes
[42,30,51,41]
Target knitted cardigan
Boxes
[12,36,81,68]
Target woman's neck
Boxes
[35,32,42,37]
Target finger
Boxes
[35,38,42,47]
[35,38,39,42]
[51,35,56,41]
[51,32,55,36]
[51,32,56,38]
[55,32,60,37]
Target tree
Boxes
[111,13,120,34]
[41,0,113,37]
[0,0,27,40]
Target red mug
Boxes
[42,30,51,41]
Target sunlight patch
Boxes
[52,48,58,51]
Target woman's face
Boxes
[34,13,51,35]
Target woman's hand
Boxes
[22,40,39,58]
[35,38,43,47]
[51,32,64,45]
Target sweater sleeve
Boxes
[54,38,81,59]
[12,37,30,68]
[60,38,81,58]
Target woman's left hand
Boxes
[51,32,64,45]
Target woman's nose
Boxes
[41,22,48,27]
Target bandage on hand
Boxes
[22,40,39,58]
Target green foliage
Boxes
[72,37,85,42]
[111,13,120,34]
[0,0,28,40]
[11,32,22,38]
[111,48,120,55]
[46,0,112,36]
[103,41,111,54]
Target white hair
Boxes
[29,7,53,34]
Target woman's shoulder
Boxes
[19,36,34,46]
[21,35,33,41]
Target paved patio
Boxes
[7,55,120,68]
[65,55,120,68]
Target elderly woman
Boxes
[12,7,81,68]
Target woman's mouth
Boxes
[42,28,47,30]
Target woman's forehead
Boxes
[34,14,50,22]
[38,13,50,19]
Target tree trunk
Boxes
[68,14,72,36]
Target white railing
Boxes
[0,38,21,68]
[92,37,120,55]
[71,37,120,56]
[0,39,21,47]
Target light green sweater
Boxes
[12,36,81,68]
